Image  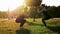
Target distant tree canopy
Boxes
[17,5,60,18]
[43,6,60,18]
[0,12,8,18]
[29,7,38,18]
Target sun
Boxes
[0,0,24,11]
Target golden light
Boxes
[0,0,24,11]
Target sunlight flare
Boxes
[0,0,24,11]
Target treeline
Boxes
[44,6,60,18]
[28,4,60,18]
[0,5,60,18]
[0,12,8,18]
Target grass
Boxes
[0,18,60,34]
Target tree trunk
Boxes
[33,18,35,22]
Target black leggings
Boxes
[42,19,47,26]
[20,20,26,27]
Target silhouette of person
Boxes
[42,10,51,26]
[15,14,26,29]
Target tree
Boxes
[28,6,38,21]
[43,6,60,18]
[25,0,42,21]
[25,0,42,6]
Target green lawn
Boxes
[0,18,60,34]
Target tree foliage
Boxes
[29,7,38,18]
[25,0,42,6]
[43,6,60,18]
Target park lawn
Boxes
[0,18,60,34]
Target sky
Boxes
[42,0,60,6]
[0,0,60,11]
[0,0,24,11]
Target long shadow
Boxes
[28,22,44,26]
[16,28,31,34]
[47,26,60,34]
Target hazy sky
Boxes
[0,0,24,11]
[42,0,60,6]
[0,0,60,11]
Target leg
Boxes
[20,23,25,27]
[42,18,47,26]
[20,20,26,28]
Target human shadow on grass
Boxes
[28,22,44,26]
[46,26,60,34]
[16,28,31,34]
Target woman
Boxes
[15,14,26,29]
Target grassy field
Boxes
[0,18,60,34]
